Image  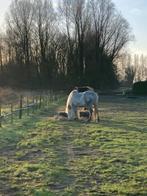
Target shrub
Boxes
[132,81,147,95]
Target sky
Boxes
[0,0,147,55]
[0,0,11,27]
[113,0,147,55]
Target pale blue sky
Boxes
[0,0,11,27]
[0,0,147,55]
[113,0,147,55]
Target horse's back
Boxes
[84,90,98,105]
[67,88,98,107]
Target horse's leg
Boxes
[74,107,78,120]
[90,107,93,121]
[94,104,100,122]
[97,108,100,122]
[86,106,93,122]
[72,105,78,120]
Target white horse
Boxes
[65,89,99,122]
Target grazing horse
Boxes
[65,89,99,122]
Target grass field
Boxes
[0,95,147,196]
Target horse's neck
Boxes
[67,90,86,107]
[66,90,78,106]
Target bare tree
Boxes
[1,0,132,89]
[90,0,130,58]
[33,0,57,82]
[6,0,35,77]
[0,35,3,71]
[84,0,131,87]
[58,0,91,82]
[125,65,136,86]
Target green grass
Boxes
[0,95,147,195]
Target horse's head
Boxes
[65,90,78,120]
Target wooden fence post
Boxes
[42,96,45,108]
[0,103,2,127]
[35,96,38,110]
[11,104,13,123]
[19,95,23,119]
[45,95,47,108]
[50,91,52,101]
[47,95,49,109]
[39,95,42,109]
[27,96,29,116]
[32,96,35,113]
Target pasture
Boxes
[0,94,147,195]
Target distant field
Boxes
[0,95,147,195]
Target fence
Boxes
[0,91,62,127]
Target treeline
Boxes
[0,0,131,89]
[118,53,147,86]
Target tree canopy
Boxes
[0,0,131,89]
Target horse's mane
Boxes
[74,86,94,92]
[65,90,78,113]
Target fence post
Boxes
[27,96,29,116]
[32,96,35,113]
[39,95,42,109]
[45,96,47,108]
[42,96,45,108]
[11,104,13,123]
[35,96,38,110]
[19,95,23,119]
[47,95,49,109]
[0,103,2,127]
[50,91,52,102]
